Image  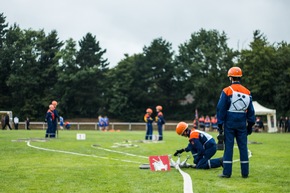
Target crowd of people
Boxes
[193,115,218,132]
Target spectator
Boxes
[25,117,30,130]
[155,105,165,141]
[13,116,19,130]
[285,117,289,133]
[174,121,223,169]
[65,122,71,130]
[104,116,109,131]
[98,115,105,131]
[59,116,64,130]
[144,108,154,140]
[254,117,264,132]
[211,115,218,131]
[279,116,285,132]
[217,67,255,178]
[204,115,211,132]
[2,113,12,130]
[198,116,205,131]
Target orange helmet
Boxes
[227,67,242,77]
[52,100,58,106]
[176,122,188,135]
[156,105,162,111]
[146,108,153,114]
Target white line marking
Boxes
[91,145,148,159]
[26,141,141,164]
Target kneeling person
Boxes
[174,122,222,169]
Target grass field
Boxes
[0,129,289,193]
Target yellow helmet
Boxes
[176,122,188,135]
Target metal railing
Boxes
[14,122,180,131]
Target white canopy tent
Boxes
[252,101,277,133]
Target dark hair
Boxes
[232,77,241,81]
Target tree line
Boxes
[0,13,289,122]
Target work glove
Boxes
[173,149,185,156]
[218,124,223,134]
[247,122,254,135]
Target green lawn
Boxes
[0,129,289,193]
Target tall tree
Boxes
[7,28,62,119]
[142,38,176,106]
[65,33,109,117]
[107,54,142,121]
[238,30,290,116]
[238,30,276,106]
[0,13,10,108]
[56,38,78,116]
[175,29,237,118]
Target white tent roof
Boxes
[252,101,276,115]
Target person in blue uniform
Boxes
[174,122,223,169]
[45,104,55,138]
[155,105,165,141]
[144,108,154,140]
[217,67,255,178]
[51,100,59,138]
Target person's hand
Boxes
[173,149,185,156]
[218,124,223,134]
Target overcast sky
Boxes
[2,0,290,67]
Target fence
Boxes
[14,122,180,131]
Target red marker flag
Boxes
[149,155,170,171]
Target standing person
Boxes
[198,116,205,131]
[2,113,12,130]
[204,115,211,132]
[144,108,154,140]
[104,116,109,131]
[211,115,218,131]
[285,117,289,133]
[45,104,55,138]
[155,105,165,141]
[98,115,105,131]
[59,116,64,130]
[25,117,30,130]
[51,100,59,138]
[174,122,223,169]
[279,116,285,133]
[13,116,19,130]
[217,67,255,178]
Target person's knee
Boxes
[196,164,208,169]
